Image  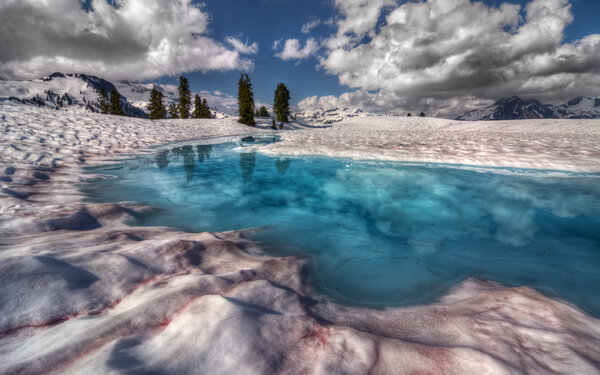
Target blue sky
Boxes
[154,0,345,108]
[1,0,599,117]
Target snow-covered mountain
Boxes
[553,96,600,119]
[293,107,377,124]
[0,73,146,117]
[457,95,600,121]
[0,73,234,119]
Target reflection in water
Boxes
[240,152,256,183]
[275,158,291,175]
[181,146,195,181]
[197,145,212,163]
[155,150,169,169]
[156,144,214,181]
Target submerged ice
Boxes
[84,137,600,315]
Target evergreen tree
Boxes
[147,88,166,120]
[273,83,291,122]
[255,109,260,117]
[419,112,426,117]
[201,98,211,118]
[168,103,179,118]
[109,89,124,116]
[192,94,202,118]
[259,105,270,117]
[407,113,412,117]
[237,74,255,126]
[98,87,109,114]
[178,75,192,119]
[271,117,276,129]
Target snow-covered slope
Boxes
[457,95,600,121]
[293,107,378,124]
[0,73,235,119]
[0,73,146,117]
[115,80,235,119]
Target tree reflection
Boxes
[155,150,169,169]
[181,146,195,181]
[240,152,256,183]
[197,145,212,163]
[275,158,291,175]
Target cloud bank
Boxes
[0,0,256,80]
[304,0,600,117]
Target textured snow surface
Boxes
[259,116,600,173]
[1,103,600,374]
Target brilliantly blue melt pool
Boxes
[83,135,600,315]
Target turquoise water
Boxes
[83,136,600,315]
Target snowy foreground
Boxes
[1,103,600,374]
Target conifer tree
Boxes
[237,74,255,126]
[273,83,290,122]
[192,94,202,118]
[109,89,124,116]
[98,87,109,114]
[147,88,166,120]
[259,105,270,117]
[178,75,192,119]
[419,112,426,117]
[201,98,211,118]
[168,103,179,118]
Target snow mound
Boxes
[294,107,378,124]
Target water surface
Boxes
[83,136,600,315]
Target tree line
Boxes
[98,73,294,125]
[147,76,213,120]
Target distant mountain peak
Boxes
[457,95,600,121]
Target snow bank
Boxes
[1,103,599,374]
[258,116,600,173]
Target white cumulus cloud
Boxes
[0,0,257,80]
[226,37,259,55]
[301,19,321,34]
[274,38,320,61]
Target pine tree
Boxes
[201,98,211,118]
[168,103,179,118]
[407,113,412,117]
[192,94,202,118]
[237,74,255,126]
[98,87,109,114]
[273,83,290,123]
[109,89,124,116]
[147,88,166,120]
[271,117,276,129]
[419,112,426,117]
[259,105,270,117]
[178,75,192,119]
